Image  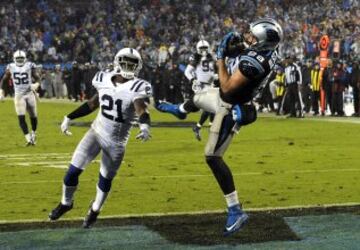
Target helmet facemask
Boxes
[114,55,142,79]
[196,40,210,57]
[13,50,27,67]
[198,46,209,57]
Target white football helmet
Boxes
[248,18,283,51]
[13,50,27,67]
[113,48,142,79]
[196,40,210,57]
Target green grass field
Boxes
[0,99,359,222]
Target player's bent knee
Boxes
[183,99,200,112]
[98,173,112,192]
[63,164,83,186]
[205,155,223,169]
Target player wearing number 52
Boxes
[50,48,152,228]
[0,50,41,146]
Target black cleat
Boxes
[49,202,73,221]
[192,126,201,141]
[83,206,100,229]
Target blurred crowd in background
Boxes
[0,0,360,115]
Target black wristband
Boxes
[139,112,151,125]
[68,102,92,120]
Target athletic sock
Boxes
[224,191,239,208]
[25,133,31,142]
[30,117,37,131]
[61,184,77,206]
[18,115,29,135]
[92,185,109,212]
[196,123,201,128]
[179,104,187,113]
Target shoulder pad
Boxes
[131,79,152,100]
[238,50,269,79]
[92,71,111,89]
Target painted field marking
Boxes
[0,153,71,158]
[0,168,359,185]
[0,202,359,224]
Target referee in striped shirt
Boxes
[283,56,303,117]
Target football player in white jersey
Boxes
[157,18,283,236]
[184,40,217,141]
[49,48,152,228]
[0,50,40,145]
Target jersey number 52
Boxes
[13,72,29,85]
[101,94,124,122]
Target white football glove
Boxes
[60,116,72,136]
[0,89,4,101]
[31,82,40,91]
[191,79,202,93]
[136,124,151,142]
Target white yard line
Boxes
[0,153,71,158]
[8,160,99,166]
[0,168,359,185]
[0,202,359,224]
[0,156,72,160]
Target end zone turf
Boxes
[0,204,359,248]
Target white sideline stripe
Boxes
[0,202,359,224]
[305,117,360,124]
[0,168,359,185]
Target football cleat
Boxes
[155,102,187,120]
[83,204,100,229]
[49,202,73,221]
[223,205,249,237]
[30,131,36,145]
[192,126,201,141]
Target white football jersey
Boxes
[185,55,215,85]
[91,71,152,145]
[6,62,36,95]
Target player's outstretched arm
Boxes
[60,93,99,135]
[31,68,41,91]
[134,98,151,142]
[0,70,11,101]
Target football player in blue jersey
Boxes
[156,18,283,236]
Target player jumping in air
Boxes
[49,48,152,228]
[0,50,40,146]
[156,18,283,236]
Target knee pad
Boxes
[98,173,112,192]
[183,98,200,112]
[63,164,83,186]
